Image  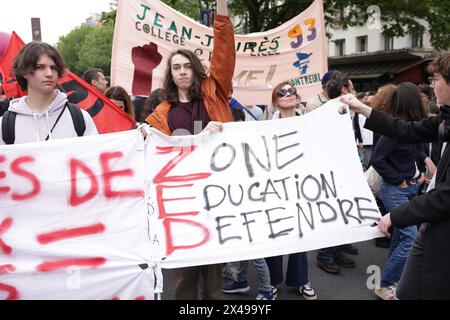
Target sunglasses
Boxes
[277,87,297,98]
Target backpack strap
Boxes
[2,111,17,145]
[67,102,86,137]
[243,107,258,121]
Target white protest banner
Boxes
[145,100,384,269]
[0,131,158,300]
[1,103,384,298]
[111,0,327,105]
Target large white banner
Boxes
[1,103,383,298]
[146,101,383,269]
[0,131,158,300]
[111,0,328,105]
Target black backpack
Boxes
[2,102,86,145]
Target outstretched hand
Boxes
[339,94,372,118]
[379,213,392,238]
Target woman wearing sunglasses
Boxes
[270,82,305,119]
[264,82,317,300]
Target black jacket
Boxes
[365,108,450,299]
[371,135,418,185]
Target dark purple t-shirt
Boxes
[168,99,210,135]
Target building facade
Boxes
[327,15,438,92]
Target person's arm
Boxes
[341,94,440,143]
[424,156,437,177]
[415,143,428,174]
[209,0,235,98]
[380,155,450,237]
[415,143,428,165]
[340,94,372,118]
[216,0,228,16]
[390,165,450,228]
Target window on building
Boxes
[356,36,368,53]
[411,30,423,48]
[384,35,394,51]
[335,39,346,56]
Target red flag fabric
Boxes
[0,31,136,133]
[0,32,26,98]
[58,70,136,133]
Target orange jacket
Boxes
[145,14,235,136]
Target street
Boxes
[161,239,388,300]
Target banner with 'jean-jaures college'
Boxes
[111,0,328,105]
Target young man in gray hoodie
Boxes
[0,42,97,145]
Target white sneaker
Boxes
[271,286,278,299]
[374,285,398,300]
[255,290,275,300]
[299,282,317,300]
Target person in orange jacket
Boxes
[145,0,235,299]
[145,1,234,137]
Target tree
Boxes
[324,0,450,51]
[163,0,216,21]
[229,0,312,32]
[165,0,450,50]
[100,0,118,26]
[57,25,94,75]
[57,1,117,76]
[77,24,114,76]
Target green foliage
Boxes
[229,0,313,32]
[324,0,449,50]
[57,5,115,76]
[230,0,449,50]
[57,25,93,75]
[161,0,216,21]
[100,0,118,26]
[77,24,114,76]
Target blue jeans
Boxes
[380,181,419,287]
[265,253,309,288]
[236,259,272,293]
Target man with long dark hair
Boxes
[145,0,234,137]
[145,0,235,300]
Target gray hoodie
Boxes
[0,90,98,145]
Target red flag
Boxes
[0,32,26,98]
[58,70,136,133]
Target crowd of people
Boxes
[1,0,450,300]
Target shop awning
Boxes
[331,60,426,79]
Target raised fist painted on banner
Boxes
[131,42,162,96]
